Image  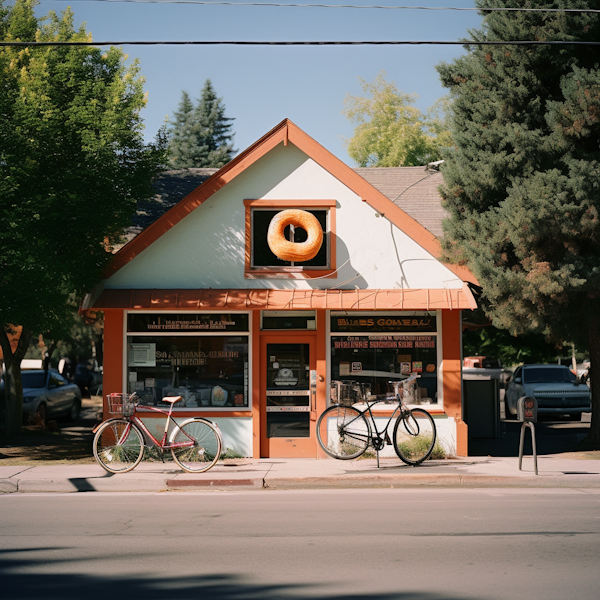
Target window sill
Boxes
[244,267,335,279]
[245,269,336,279]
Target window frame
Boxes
[124,311,251,412]
[244,199,337,279]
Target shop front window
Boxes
[127,335,249,409]
[330,314,438,407]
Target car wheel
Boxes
[69,399,82,421]
[35,403,47,425]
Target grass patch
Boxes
[397,435,445,461]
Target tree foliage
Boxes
[462,310,567,367]
[343,72,452,167]
[168,79,235,168]
[436,0,600,446]
[0,0,166,435]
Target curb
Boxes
[166,477,263,489]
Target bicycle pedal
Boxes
[384,434,392,445]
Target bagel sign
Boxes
[267,209,323,262]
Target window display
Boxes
[127,335,249,409]
[330,314,438,406]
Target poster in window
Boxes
[412,361,423,373]
[128,343,156,367]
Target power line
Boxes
[61,1,600,13]
[2,39,599,46]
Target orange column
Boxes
[251,310,261,458]
[102,309,124,420]
[315,309,329,458]
[442,310,468,456]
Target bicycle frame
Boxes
[334,375,420,465]
[365,399,405,439]
[100,400,196,452]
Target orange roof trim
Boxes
[86,285,477,312]
[105,119,478,285]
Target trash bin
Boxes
[463,369,501,439]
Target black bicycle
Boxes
[316,374,437,466]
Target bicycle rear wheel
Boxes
[170,418,222,473]
[93,419,144,473]
[317,405,370,459]
[393,408,437,465]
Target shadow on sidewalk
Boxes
[468,418,591,457]
[0,397,101,464]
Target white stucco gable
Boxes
[104,142,466,293]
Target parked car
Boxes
[505,364,591,420]
[20,369,82,423]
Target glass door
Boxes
[260,336,317,457]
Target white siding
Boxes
[105,143,463,291]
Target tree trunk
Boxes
[0,326,33,438]
[581,315,600,449]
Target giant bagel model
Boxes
[267,209,324,262]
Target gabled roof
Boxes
[356,167,447,239]
[104,119,477,285]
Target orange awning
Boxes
[85,285,477,312]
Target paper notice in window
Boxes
[128,343,156,367]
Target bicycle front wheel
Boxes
[317,405,370,459]
[170,418,222,473]
[393,408,437,465]
[93,419,144,473]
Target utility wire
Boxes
[2,39,600,46]
[61,1,600,13]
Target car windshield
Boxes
[524,368,576,384]
[21,372,46,388]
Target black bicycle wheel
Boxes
[393,408,437,465]
[317,405,370,459]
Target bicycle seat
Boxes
[162,396,183,404]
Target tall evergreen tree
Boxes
[168,91,200,169]
[437,0,600,447]
[167,80,235,168]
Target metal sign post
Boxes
[517,396,538,475]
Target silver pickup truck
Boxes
[505,364,591,420]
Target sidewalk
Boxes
[3,454,600,493]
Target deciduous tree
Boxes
[0,0,166,436]
[437,0,600,446]
[343,72,451,167]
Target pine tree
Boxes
[168,91,200,169]
[436,0,600,447]
[167,80,235,169]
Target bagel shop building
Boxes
[82,119,478,459]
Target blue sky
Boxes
[38,1,482,163]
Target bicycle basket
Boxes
[106,393,136,417]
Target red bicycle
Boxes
[93,393,222,474]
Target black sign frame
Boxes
[127,313,249,333]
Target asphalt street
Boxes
[1,488,599,600]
